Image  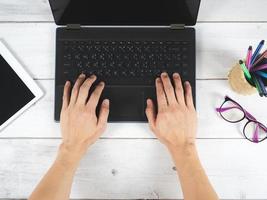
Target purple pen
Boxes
[252,50,267,67]
[250,64,267,72]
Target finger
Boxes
[87,82,105,109]
[77,75,97,105]
[160,72,177,105]
[184,81,195,109]
[173,73,185,105]
[145,99,156,131]
[61,81,71,110]
[156,78,168,111]
[70,74,86,105]
[97,99,110,131]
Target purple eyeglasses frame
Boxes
[216,96,267,143]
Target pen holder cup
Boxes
[228,62,257,95]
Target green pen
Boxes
[239,60,252,81]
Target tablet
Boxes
[0,41,44,132]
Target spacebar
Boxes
[101,78,155,86]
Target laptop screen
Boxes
[48,0,201,26]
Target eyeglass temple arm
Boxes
[216,106,256,120]
[252,124,259,143]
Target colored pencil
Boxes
[251,40,265,65]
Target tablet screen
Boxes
[0,55,35,125]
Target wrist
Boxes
[168,141,197,156]
[168,143,200,171]
[56,143,86,169]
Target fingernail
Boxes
[79,73,86,78]
[90,75,96,79]
[99,81,105,86]
[161,72,168,77]
[104,99,110,106]
[173,73,180,78]
[185,81,190,86]
[156,78,161,83]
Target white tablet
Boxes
[0,41,44,132]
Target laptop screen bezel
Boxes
[48,0,201,26]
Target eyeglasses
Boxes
[216,96,267,143]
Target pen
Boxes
[246,46,253,69]
[239,60,252,81]
[250,64,267,72]
[252,50,267,67]
[256,75,267,96]
[255,71,267,79]
[252,74,263,96]
[251,40,265,65]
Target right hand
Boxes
[145,72,197,155]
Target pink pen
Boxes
[246,46,252,69]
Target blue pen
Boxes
[255,71,267,79]
[251,40,265,65]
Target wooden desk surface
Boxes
[1,0,267,199]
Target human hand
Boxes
[146,72,197,157]
[59,74,109,165]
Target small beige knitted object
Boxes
[228,62,257,95]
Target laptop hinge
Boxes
[66,24,81,29]
[170,24,185,30]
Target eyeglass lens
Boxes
[244,121,267,142]
[220,100,245,122]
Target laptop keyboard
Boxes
[60,40,190,85]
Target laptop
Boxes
[48,0,201,122]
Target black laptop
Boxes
[48,0,201,122]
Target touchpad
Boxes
[98,86,146,121]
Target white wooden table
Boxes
[1,0,267,199]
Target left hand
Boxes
[59,74,109,164]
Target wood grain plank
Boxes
[1,0,267,22]
[1,79,266,139]
[0,23,56,80]
[0,0,53,22]
[198,0,267,22]
[0,139,266,199]
[1,23,267,80]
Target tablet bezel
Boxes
[0,41,44,132]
